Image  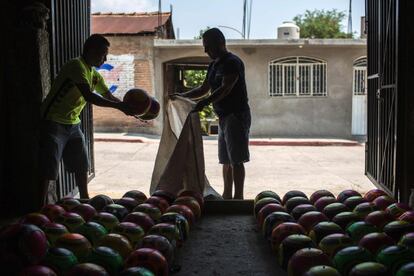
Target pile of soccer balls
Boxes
[0,189,203,275]
[254,188,414,275]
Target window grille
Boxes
[353,57,367,95]
[269,57,327,97]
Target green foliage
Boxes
[293,9,352,39]
[194,26,211,39]
[183,69,216,134]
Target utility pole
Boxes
[347,0,353,36]
[242,0,247,39]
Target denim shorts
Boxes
[39,120,89,180]
[218,110,251,165]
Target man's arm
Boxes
[102,91,121,103]
[76,83,132,115]
[193,74,238,111]
[172,78,211,100]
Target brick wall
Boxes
[94,35,159,134]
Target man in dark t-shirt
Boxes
[172,28,251,199]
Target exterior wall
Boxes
[153,40,366,138]
[93,35,162,134]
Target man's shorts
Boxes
[39,120,89,180]
[218,110,251,165]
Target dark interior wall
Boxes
[1,0,50,217]
[397,1,414,202]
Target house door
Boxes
[352,58,367,136]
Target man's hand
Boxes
[117,102,135,116]
[191,98,209,113]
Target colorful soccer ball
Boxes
[97,233,133,259]
[277,234,316,269]
[298,211,329,233]
[165,204,195,226]
[332,211,361,230]
[145,196,170,214]
[42,222,69,245]
[337,190,361,203]
[148,223,180,246]
[139,96,160,121]
[112,222,145,247]
[87,246,123,275]
[102,204,129,221]
[141,234,174,264]
[399,232,414,251]
[12,224,49,265]
[310,190,335,205]
[282,190,308,205]
[55,233,92,261]
[177,190,204,209]
[308,221,345,244]
[123,212,155,233]
[54,212,85,232]
[254,190,282,205]
[346,221,379,242]
[377,245,414,275]
[123,88,152,116]
[254,197,282,217]
[323,203,349,220]
[333,246,374,276]
[353,202,378,219]
[386,203,412,218]
[43,247,78,274]
[270,222,306,253]
[19,265,57,276]
[358,232,395,255]
[363,189,388,202]
[57,198,81,211]
[398,211,414,224]
[396,263,414,276]
[154,190,177,205]
[303,265,340,276]
[133,204,162,222]
[373,195,396,210]
[262,211,295,240]
[125,248,168,276]
[72,203,97,222]
[257,203,287,227]
[67,263,109,276]
[291,204,317,220]
[116,197,140,213]
[74,221,108,246]
[89,194,114,211]
[40,204,66,221]
[343,196,367,210]
[91,212,119,232]
[20,213,51,228]
[160,212,190,245]
[383,220,414,241]
[123,190,147,203]
[314,197,337,212]
[349,262,388,275]
[285,196,312,213]
[318,233,354,258]
[364,210,394,229]
[287,248,332,276]
[119,267,155,276]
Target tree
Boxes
[194,26,211,39]
[293,9,352,39]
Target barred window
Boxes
[353,57,367,95]
[269,57,327,97]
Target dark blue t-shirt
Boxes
[207,52,250,117]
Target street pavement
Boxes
[88,135,375,199]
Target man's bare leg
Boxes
[39,179,49,208]
[233,163,245,200]
[75,172,89,199]
[222,164,233,199]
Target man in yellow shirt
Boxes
[39,34,133,206]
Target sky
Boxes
[91,0,365,39]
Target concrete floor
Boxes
[88,139,375,199]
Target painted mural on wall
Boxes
[97,54,134,99]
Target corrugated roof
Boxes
[92,12,171,35]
